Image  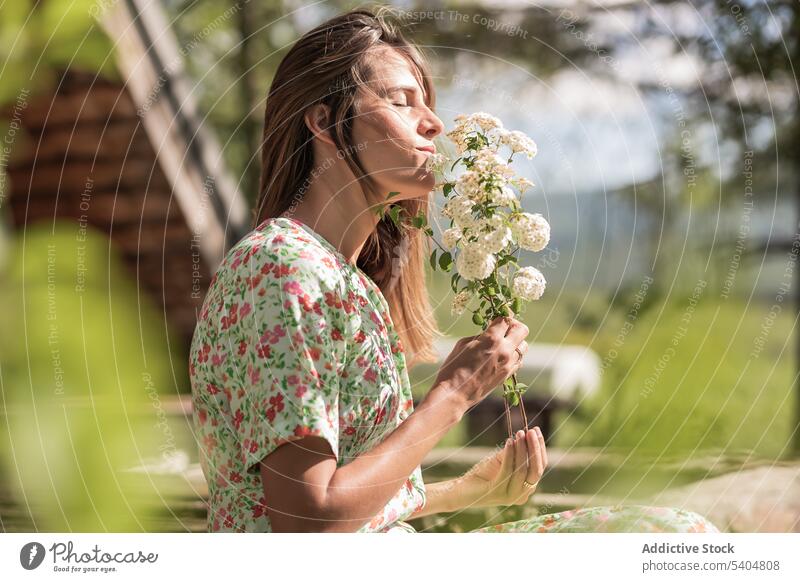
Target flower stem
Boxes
[503,393,513,438]
[513,372,529,429]
[430,236,449,254]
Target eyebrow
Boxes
[384,83,432,108]
[384,84,424,98]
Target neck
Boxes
[279,155,381,267]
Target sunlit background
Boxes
[1,0,798,533]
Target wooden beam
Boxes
[99,0,250,273]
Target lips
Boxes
[416,146,436,155]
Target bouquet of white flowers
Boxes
[374,112,550,438]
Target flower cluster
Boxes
[425,112,551,412]
[512,266,547,301]
[425,112,550,322]
[376,112,550,413]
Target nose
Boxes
[420,108,445,141]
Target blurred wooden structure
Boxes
[2,0,249,353]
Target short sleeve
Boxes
[228,243,347,474]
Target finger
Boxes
[536,425,548,468]
[504,318,530,345]
[514,353,525,374]
[511,429,528,501]
[526,428,543,482]
[497,437,514,484]
[513,341,529,367]
[485,315,510,340]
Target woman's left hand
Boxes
[457,426,548,508]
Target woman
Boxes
[189,6,720,534]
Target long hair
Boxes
[252,5,442,367]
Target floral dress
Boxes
[189,215,721,535]
[469,505,719,533]
[189,216,425,533]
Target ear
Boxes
[304,103,336,147]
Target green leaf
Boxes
[443,183,454,196]
[450,272,460,293]
[438,251,452,271]
[387,191,401,199]
[413,212,426,229]
[429,249,438,271]
[512,297,522,313]
[472,312,485,326]
[388,205,403,226]
[425,226,434,236]
[497,255,515,268]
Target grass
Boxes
[419,269,796,461]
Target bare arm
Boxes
[406,478,463,519]
[259,316,529,532]
[259,382,467,532]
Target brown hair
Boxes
[252,5,442,367]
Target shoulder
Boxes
[219,223,345,292]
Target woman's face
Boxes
[349,48,445,208]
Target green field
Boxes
[422,270,796,460]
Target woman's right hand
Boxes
[432,315,530,410]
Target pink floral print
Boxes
[470,504,721,533]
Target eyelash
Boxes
[393,102,411,108]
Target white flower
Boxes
[442,227,463,249]
[511,176,535,192]
[509,212,550,252]
[447,113,504,153]
[493,185,518,207]
[453,112,503,133]
[470,112,503,133]
[450,290,472,316]
[455,170,484,201]
[455,242,496,281]
[474,214,513,254]
[443,194,479,229]
[426,152,447,173]
[453,113,469,126]
[472,149,511,177]
[446,126,470,154]
[501,129,538,159]
[513,266,547,301]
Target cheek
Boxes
[357,110,415,157]
[351,110,431,193]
